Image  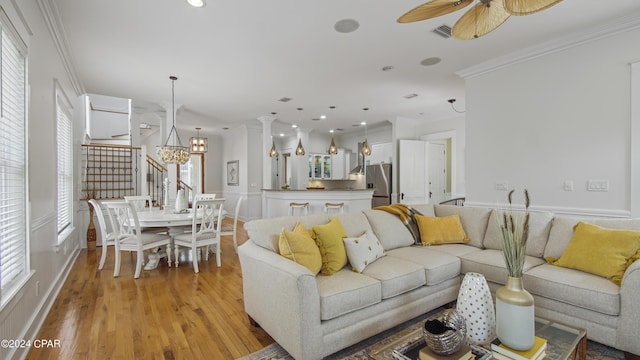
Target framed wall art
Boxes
[227,160,239,186]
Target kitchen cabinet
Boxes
[309,154,331,179]
[308,150,351,180]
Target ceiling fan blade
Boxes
[503,0,563,16]
[397,0,473,23]
[451,0,510,40]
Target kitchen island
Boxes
[262,188,374,218]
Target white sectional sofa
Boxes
[238,204,640,360]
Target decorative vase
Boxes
[175,189,186,212]
[456,272,496,346]
[496,276,535,351]
[86,203,96,251]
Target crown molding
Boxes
[37,0,85,96]
[456,12,640,80]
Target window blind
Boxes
[0,21,27,290]
[56,90,73,234]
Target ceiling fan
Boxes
[397,0,563,40]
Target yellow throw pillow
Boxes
[546,222,640,285]
[278,223,322,275]
[416,214,470,246]
[312,218,348,275]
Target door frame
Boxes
[421,130,458,198]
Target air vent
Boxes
[432,24,452,38]
[278,97,292,102]
[311,118,321,121]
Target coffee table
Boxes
[368,316,587,360]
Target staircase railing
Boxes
[145,155,193,208]
[81,144,141,200]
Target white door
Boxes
[428,142,447,204]
[398,140,427,204]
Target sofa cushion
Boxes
[361,256,426,299]
[547,222,640,285]
[484,210,554,258]
[343,231,386,273]
[335,212,375,237]
[425,244,482,258]
[363,210,415,250]
[278,223,322,275]
[313,217,349,276]
[416,214,469,246]
[316,268,382,320]
[244,214,329,252]
[409,204,436,216]
[386,246,460,286]
[460,249,545,284]
[544,216,640,259]
[434,205,492,249]
[524,263,620,316]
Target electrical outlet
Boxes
[563,180,574,191]
[587,180,609,192]
[495,181,509,191]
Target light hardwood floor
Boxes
[27,219,274,359]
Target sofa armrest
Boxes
[617,259,640,355]
[238,240,323,360]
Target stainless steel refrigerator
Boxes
[366,163,392,208]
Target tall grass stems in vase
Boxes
[499,189,530,277]
[495,189,535,351]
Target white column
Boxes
[292,128,311,190]
[258,115,276,190]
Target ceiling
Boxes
[54,0,640,137]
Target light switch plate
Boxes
[587,180,609,192]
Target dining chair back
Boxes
[90,199,117,275]
[220,196,242,253]
[105,201,171,278]
[173,198,225,272]
[124,195,153,211]
[194,193,216,201]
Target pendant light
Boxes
[190,127,208,154]
[156,76,190,164]
[361,108,372,157]
[295,108,306,156]
[327,130,338,155]
[269,137,279,158]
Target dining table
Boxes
[137,207,226,270]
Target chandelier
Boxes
[156,76,190,164]
[190,127,208,153]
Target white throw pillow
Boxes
[343,231,385,273]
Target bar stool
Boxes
[289,202,309,216]
[324,202,344,214]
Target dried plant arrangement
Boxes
[499,189,530,278]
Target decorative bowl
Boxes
[423,308,467,355]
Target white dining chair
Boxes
[89,199,117,275]
[289,202,309,216]
[324,202,345,214]
[220,196,242,253]
[124,195,153,210]
[173,198,225,272]
[105,201,172,278]
[125,195,169,234]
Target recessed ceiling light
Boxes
[186,0,206,8]
[222,127,229,130]
[279,133,285,137]
[382,65,395,72]
[404,93,419,99]
[336,128,344,131]
[334,19,359,34]
[329,106,336,109]
[278,97,292,102]
[320,115,326,119]
[360,121,367,126]
[420,57,442,66]
[291,124,298,128]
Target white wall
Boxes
[463,26,640,217]
[0,1,82,359]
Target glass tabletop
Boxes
[368,316,586,360]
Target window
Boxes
[56,82,73,235]
[0,12,28,292]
